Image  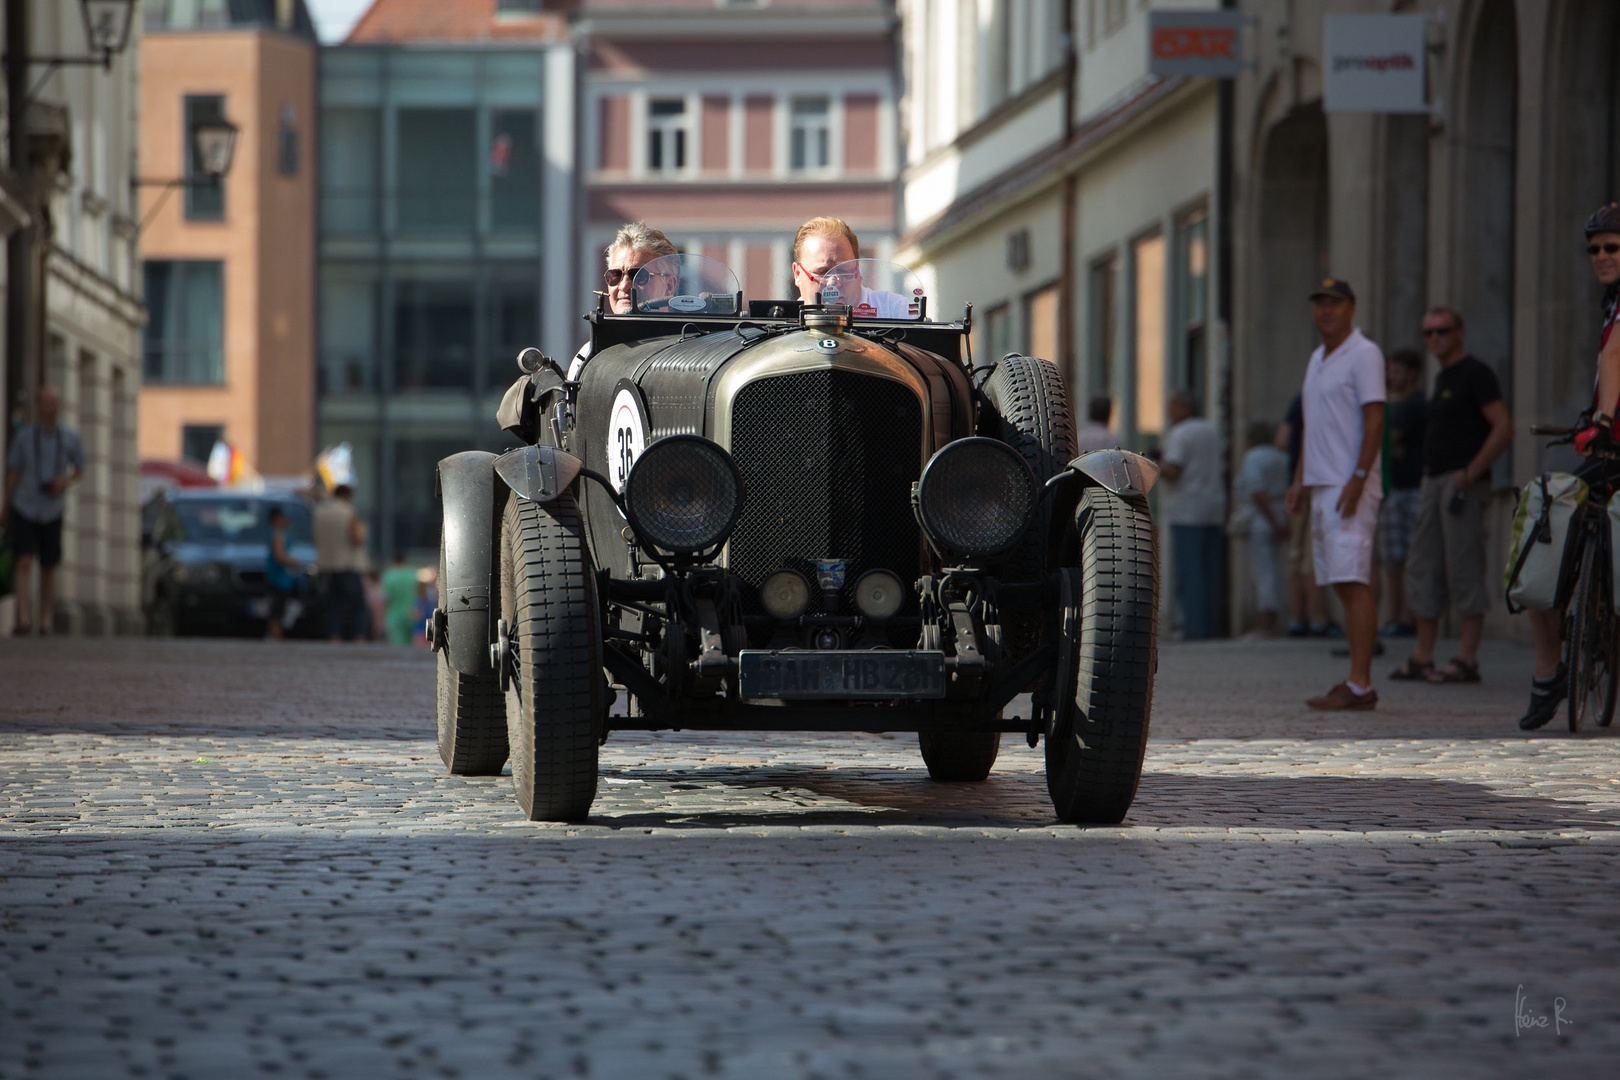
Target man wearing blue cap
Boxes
[1284,278,1387,709]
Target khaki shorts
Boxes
[1404,472,1490,619]
[1310,483,1381,586]
[1287,489,1314,579]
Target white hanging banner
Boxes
[1324,15,1427,113]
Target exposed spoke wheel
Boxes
[501,494,604,822]
[435,542,507,775]
[981,354,1076,661]
[1566,532,1618,732]
[1046,487,1156,824]
[917,730,1000,782]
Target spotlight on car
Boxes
[914,437,1036,560]
[759,569,811,619]
[624,434,745,555]
[853,569,905,619]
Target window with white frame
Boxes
[647,98,687,173]
[790,96,831,173]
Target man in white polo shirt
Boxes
[1284,278,1387,710]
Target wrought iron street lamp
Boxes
[80,0,137,68]
[133,116,242,231]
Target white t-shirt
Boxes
[1073,422,1117,454]
[1160,416,1225,526]
[854,286,917,319]
[1300,328,1385,487]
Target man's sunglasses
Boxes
[605,267,674,286]
[1588,242,1620,256]
[1422,325,1458,337]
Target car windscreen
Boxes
[819,259,928,320]
[174,499,313,546]
[631,254,742,315]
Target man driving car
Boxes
[568,221,678,379]
[791,216,914,318]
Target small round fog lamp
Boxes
[760,569,811,620]
[853,569,905,619]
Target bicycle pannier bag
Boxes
[1505,472,1586,613]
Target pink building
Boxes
[578,0,898,309]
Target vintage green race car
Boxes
[430,254,1160,823]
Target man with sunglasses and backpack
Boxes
[1518,203,1620,729]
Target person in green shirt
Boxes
[381,552,422,646]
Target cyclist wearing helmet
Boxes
[1520,202,1620,729]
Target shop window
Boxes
[143,260,225,385]
[1132,231,1166,438]
[396,108,476,233]
[392,279,474,391]
[1174,209,1209,404]
[648,99,688,173]
[790,97,831,172]
[320,107,379,234]
[1088,253,1117,396]
[490,110,541,232]
[1023,282,1060,363]
[182,425,223,466]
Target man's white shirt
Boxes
[1300,327,1385,487]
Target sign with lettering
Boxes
[1324,15,1427,113]
[1147,10,1243,79]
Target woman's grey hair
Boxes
[606,221,677,265]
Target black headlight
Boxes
[914,438,1036,559]
[623,435,745,555]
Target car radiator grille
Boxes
[727,369,924,615]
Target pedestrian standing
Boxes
[1378,349,1426,637]
[1285,278,1386,710]
[382,552,420,646]
[313,484,368,641]
[1277,393,1332,636]
[0,388,84,636]
[1390,309,1511,685]
[264,505,305,641]
[1232,420,1291,636]
[1074,395,1117,454]
[1160,390,1226,639]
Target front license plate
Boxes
[738,650,947,700]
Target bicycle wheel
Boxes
[1566,532,1618,731]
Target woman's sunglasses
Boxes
[1588,243,1620,256]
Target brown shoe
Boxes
[1306,682,1378,710]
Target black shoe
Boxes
[1519,666,1567,730]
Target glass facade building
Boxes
[318,47,552,559]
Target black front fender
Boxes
[1068,449,1160,498]
[436,451,499,677]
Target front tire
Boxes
[981,354,1076,660]
[500,494,603,821]
[918,731,1000,782]
[1046,487,1157,823]
[435,542,507,775]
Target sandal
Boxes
[1389,657,1434,681]
[1427,656,1481,684]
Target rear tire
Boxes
[981,354,1076,660]
[435,543,507,775]
[1566,532,1618,732]
[501,494,603,822]
[918,731,1000,782]
[1046,487,1156,824]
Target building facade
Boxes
[578,0,900,313]
[1,0,145,635]
[138,0,319,479]
[319,1,575,560]
[1231,0,1620,640]
[896,0,1222,632]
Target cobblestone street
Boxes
[2,636,1617,1079]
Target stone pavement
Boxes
[1,635,1617,1079]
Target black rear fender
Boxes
[437,451,500,676]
